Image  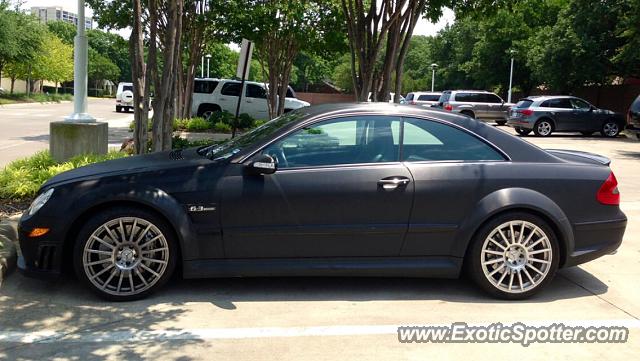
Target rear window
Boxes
[417,94,441,101]
[439,92,451,103]
[194,80,219,94]
[515,99,533,108]
[406,93,414,101]
[123,85,133,92]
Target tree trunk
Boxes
[131,0,148,155]
[10,77,15,94]
[393,0,423,102]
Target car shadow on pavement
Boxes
[0,266,607,359]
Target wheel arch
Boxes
[196,103,222,116]
[535,116,556,129]
[455,188,573,268]
[60,191,189,275]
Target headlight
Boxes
[28,188,54,216]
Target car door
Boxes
[192,80,218,116]
[398,117,507,256]
[219,115,414,258]
[569,97,597,131]
[543,98,574,130]
[243,84,269,120]
[483,93,506,120]
[468,93,489,119]
[217,82,242,114]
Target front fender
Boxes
[60,183,205,261]
[452,187,574,265]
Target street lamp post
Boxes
[201,56,204,78]
[507,49,516,103]
[205,54,212,78]
[430,63,438,92]
[51,0,107,162]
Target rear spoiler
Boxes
[546,149,611,166]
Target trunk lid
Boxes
[546,149,611,166]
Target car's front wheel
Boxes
[601,121,620,138]
[73,207,177,301]
[467,212,559,299]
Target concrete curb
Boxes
[0,214,20,286]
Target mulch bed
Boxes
[0,199,30,221]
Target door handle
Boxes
[220,97,226,101]
[378,176,410,190]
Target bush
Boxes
[185,117,211,132]
[171,136,220,150]
[0,150,127,200]
[236,113,256,129]
[252,119,268,128]
[208,111,235,125]
[213,122,232,133]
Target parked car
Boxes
[405,91,442,106]
[506,96,626,137]
[191,78,310,120]
[115,82,134,113]
[437,90,514,125]
[18,103,626,301]
[626,94,640,140]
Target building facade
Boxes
[30,6,93,30]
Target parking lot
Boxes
[0,127,639,360]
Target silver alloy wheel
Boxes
[202,110,215,120]
[603,122,619,137]
[480,220,553,294]
[536,121,552,136]
[82,217,170,296]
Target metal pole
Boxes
[65,0,94,122]
[234,41,252,138]
[201,56,204,78]
[508,56,514,103]
[207,58,210,78]
[431,69,435,92]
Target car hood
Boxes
[43,148,211,188]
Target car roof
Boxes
[410,91,442,95]
[444,90,493,93]
[523,95,577,101]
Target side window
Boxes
[401,118,505,162]
[246,84,267,99]
[406,93,414,101]
[194,80,218,94]
[286,87,296,98]
[540,100,550,108]
[262,117,400,168]
[220,82,242,96]
[571,98,591,110]
[484,93,503,103]
[546,98,572,109]
[454,93,471,102]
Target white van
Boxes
[115,82,134,112]
[191,78,310,120]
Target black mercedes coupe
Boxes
[18,103,626,300]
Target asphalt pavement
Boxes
[0,124,639,360]
[0,98,133,167]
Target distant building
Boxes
[30,6,93,30]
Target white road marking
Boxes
[0,319,638,344]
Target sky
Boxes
[21,1,454,40]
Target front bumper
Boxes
[564,217,627,267]
[17,214,65,278]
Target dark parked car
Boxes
[507,96,626,137]
[18,104,626,301]
[626,94,640,140]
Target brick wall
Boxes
[296,92,356,105]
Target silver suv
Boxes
[437,90,514,125]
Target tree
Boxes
[89,48,121,92]
[30,33,74,92]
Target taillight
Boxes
[597,172,620,205]
[410,101,417,105]
[520,109,534,116]
[444,103,453,111]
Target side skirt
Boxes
[183,256,462,279]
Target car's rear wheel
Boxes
[460,110,475,118]
[533,119,553,137]
[515,127,531,136]
[73,207,177,301]
[601,121,620,138]
[197,104,222,120]
[467,212,559,299]
[116,106,122,113]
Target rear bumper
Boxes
[506,118,535,129]
[564,217,627,267]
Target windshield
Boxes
[198,110,307,160]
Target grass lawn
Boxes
[0,92,73,105]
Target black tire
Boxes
[460,110,475,118]
[580,131,593,136]
[533,119,554,137]
[601,120,620,138]
[197,104,222,120]
[116,106,122,113]
[73,207,178,301]
[466,212,560,300]
[496,120,507,126]
[515,128,532,136]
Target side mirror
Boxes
[247,154,277,175]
